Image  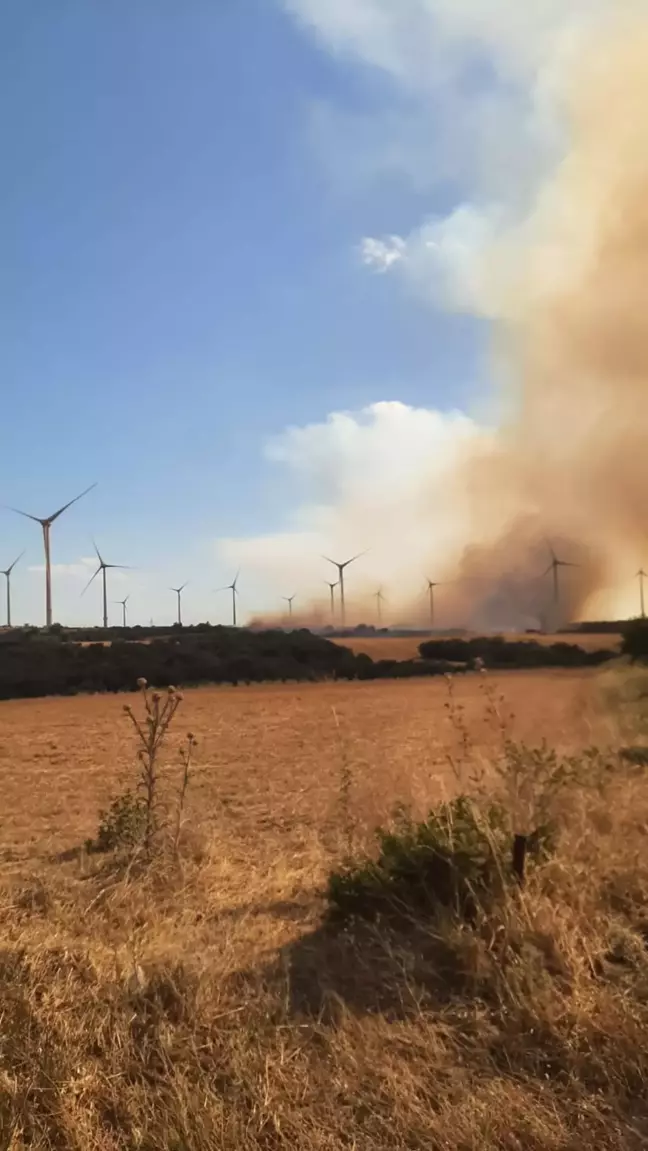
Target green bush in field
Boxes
[327,796,557,925]
[90,790,148,853]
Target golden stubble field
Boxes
[2,666,647,1150]
[0,669,610,864]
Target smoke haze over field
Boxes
[220,2,648,630]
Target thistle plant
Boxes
[122,678,185,856]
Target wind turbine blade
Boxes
[92,539,104,565]
[81,566,101,596]
[6,550,25,575]
[48,483,97,524]
[5,506,43,524]
[542,564,554,578]
[105,564,132,570]
[322,555,339,568]
[344,550,369,567]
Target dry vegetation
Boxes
[1,666,648,1149]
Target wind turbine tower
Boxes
[219,572,239,627]
[543,545,578,608]
[0,551,24,628]
[426,579,440,629]
[115,596,130,628]
[83,542,130,628]
[373,587,385,625]
[282,594,296,622]
[171,583,187,626]
[637,569,647,619]
[325,580,338,623]
[8,483,96,627]
[323,553,365,627]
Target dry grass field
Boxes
[0,671,609,860]
[338,631,623,659]
[1,666,648,1149]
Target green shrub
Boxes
[90,790,148,853]
[328,797,504,923]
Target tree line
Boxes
[0,625,620,701]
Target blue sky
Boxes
[0,0,495,625]
[0,0,490,625]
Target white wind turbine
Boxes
[82,541,131,628]
[7,483,96,626]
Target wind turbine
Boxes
[282,594,296,622]
[7,483,96,627]
[171,583,187,626]
[373,587,385,625]
[0,550,24,628]
[82,541,131,628]
[325,580,338,622]
[425,578,440,629]
[115,595,130,628]
[218,572,239,627]
[637,569,647,619]
[543,544,579,607]
[323,552,366,627]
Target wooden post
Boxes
[512,834,527,885]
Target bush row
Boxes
[0,626,619,700]
[418,634,615,668]
[0,628,466,700]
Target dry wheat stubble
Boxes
[0,669,604,866]
[0,667,641,1151]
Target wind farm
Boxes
[0,487,643,637]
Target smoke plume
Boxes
[220,4,648,630]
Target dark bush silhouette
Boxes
[0,627,463,700]
[418,634,614,669]
[0,625,618,701]
[622,619,648,662]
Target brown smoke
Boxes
[443,13,648,629]
[227,11,648,633]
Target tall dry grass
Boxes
[1,667,648,1148]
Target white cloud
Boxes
[28,557,97,579]
[285,0,620,90]
[360,235,405,273]
[285,0,638,311]
[361,204,506,313]
[218,401,495,617]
